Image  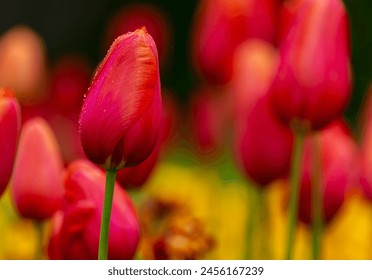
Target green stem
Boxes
[98,168,117,260]
[35,222,44,260]
[245,185,257,260]
[257,189,271,259]
[285,129,305,260]
[311,135,323,260]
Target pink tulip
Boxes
[298,121,357,225]
[79,27,162,170]
[11,117,64,220]
[192,0,278,85]
[0,89,21,197]
[270,0,351,130]
[47,160,140,259]
[104,4,171,65]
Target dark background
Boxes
[0,0,370,129]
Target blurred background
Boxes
[1,0,372,260]
[0,0,370,124]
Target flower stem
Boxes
[245,185,257,260]
[257,189,271,259]
[311,134,323,259]
[35,222,44,260]
[98,168,117,260]
[285,129,305,260]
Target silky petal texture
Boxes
[11,117,64,220]
[80,27,162,169]
[48,160,140,260]
[298,121,358,225]
[270,0,351,130]
[192,0,278,85]
[0,89,21,197]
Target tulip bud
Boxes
[270,0,351,130]
[192,0,278,85]
[232,39,293,186]
[236,96,293,186]
[0,89,21,197]
[298,121,357,225]
[47,160,140,259]
[11,117,64,220]
[79,27,162,170]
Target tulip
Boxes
[236,97,293,186]
[276,0,303,44]
[270,0,351,130]
[232,39,293,186]
[116,143,160,189]
[104,4,171,65]
[192,0,278,85]
[11,117,64,220]
[298,121,358,225]
[116,90,178,188]
[80,27,162,170]
[0,89,21,197]
[47,160,140,260]
[0,26,47,104]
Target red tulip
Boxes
[232,39,293,186]
[0,89,21,197]
[116,143,160,188]
[277,0,303,44]
[79,27,162,170]
[104,4,171,65]
[192,0,278,85]
[270,0,351,130]
[11,117,64,220]
[116,92,177,188]
[298,121,357,225]
[236,96,293,186]
[47,160,140,259]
